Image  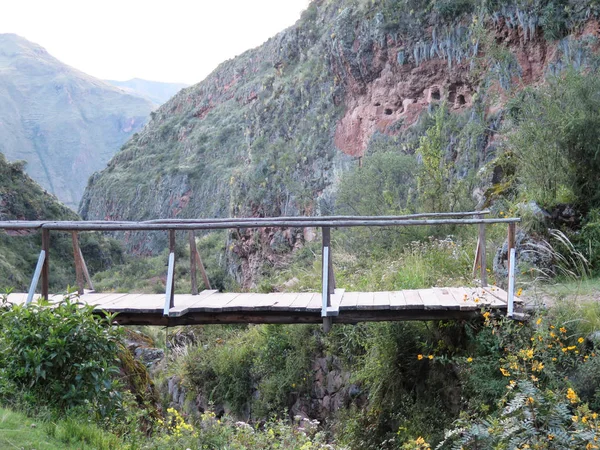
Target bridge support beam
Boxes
[41,228,49,300]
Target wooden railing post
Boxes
[322,227,333,332]
[507,222,516,279]
[478,214,488,287]
[26,250,46,305]
[41,228,49,300]
[189,231,198,295]
[169,230,176,308]
[71,232,85,295]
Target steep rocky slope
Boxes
[0,152,122,291]
[105,78,189,106]
[80,0,600,282]
[0,34,154,210]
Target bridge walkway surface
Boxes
[6,286,516,326]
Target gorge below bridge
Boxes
[0,212,522,330]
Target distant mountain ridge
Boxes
[105,78,189,106]
[0,33,154,210]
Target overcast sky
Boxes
[0,0,311,85]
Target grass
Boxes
[0,407,123,450]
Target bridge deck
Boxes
[6,286,513,326]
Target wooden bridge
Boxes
[0,211,521,329]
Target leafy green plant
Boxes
[0,292,123,415]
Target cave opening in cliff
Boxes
[385,108,393,115]
[457,94,466,105]
[431,89,441,100]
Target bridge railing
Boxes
[0,210,521,327]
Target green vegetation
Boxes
[0,153,123,291]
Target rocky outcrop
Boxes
[79,0,600,285]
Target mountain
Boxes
[105,78,189,106]
[79,0,600,282]
[0,152,122,291]
[0,34,154,210]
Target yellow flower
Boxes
[567,388,579,404]
[573,415,579,422]
[532,360,544,372]
[417,354,424,360]
[536,318,542,325]
[567,346,576,351]
[428,355,434,360]
[415,437,426,445]
[474,297,480,303]
[467,357,473,363]
[582,416,588,423]
[548,434,554,441]
[579,337,585,344]
[560,327,567,333]
[527,396,534,405]
[483,311,491,321]
[500,368,511,377]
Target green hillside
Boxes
[79,0,600,284]
[0,153,122,291]
[0,34,154,210]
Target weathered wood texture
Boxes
[6,286,513,326]
[0,216,518,232]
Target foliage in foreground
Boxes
[436,311,600,449]
[0,293,123,416]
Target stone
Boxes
[493,229,553,286]
[134,347,165,368]
[326,371,343,394]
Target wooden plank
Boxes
[86,293,132,308]
[288,292,316,311]
[447,287,479,311]
[169,290,218,316]
[372,292,390,309]
[187,292,240,313]
[307,293,323,311]
[403,290,424,309]
[419,289,451,310]
[6,293,29,305]
[356,292,375,310]
[267,292,300,309]
[330,289,345,308]
[338,291,359,311]
[389,291,408,310]
[482,286,515,306]
[222,293,264,311]
[432,288,461,310]
[105,294,164,313]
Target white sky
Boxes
[0,0,311,85]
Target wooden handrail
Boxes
[6,211,521,325]
[0,217,519,232]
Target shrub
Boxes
[0,292,123,415]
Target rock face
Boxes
[0,34,154,209]
[79,0,600,284]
